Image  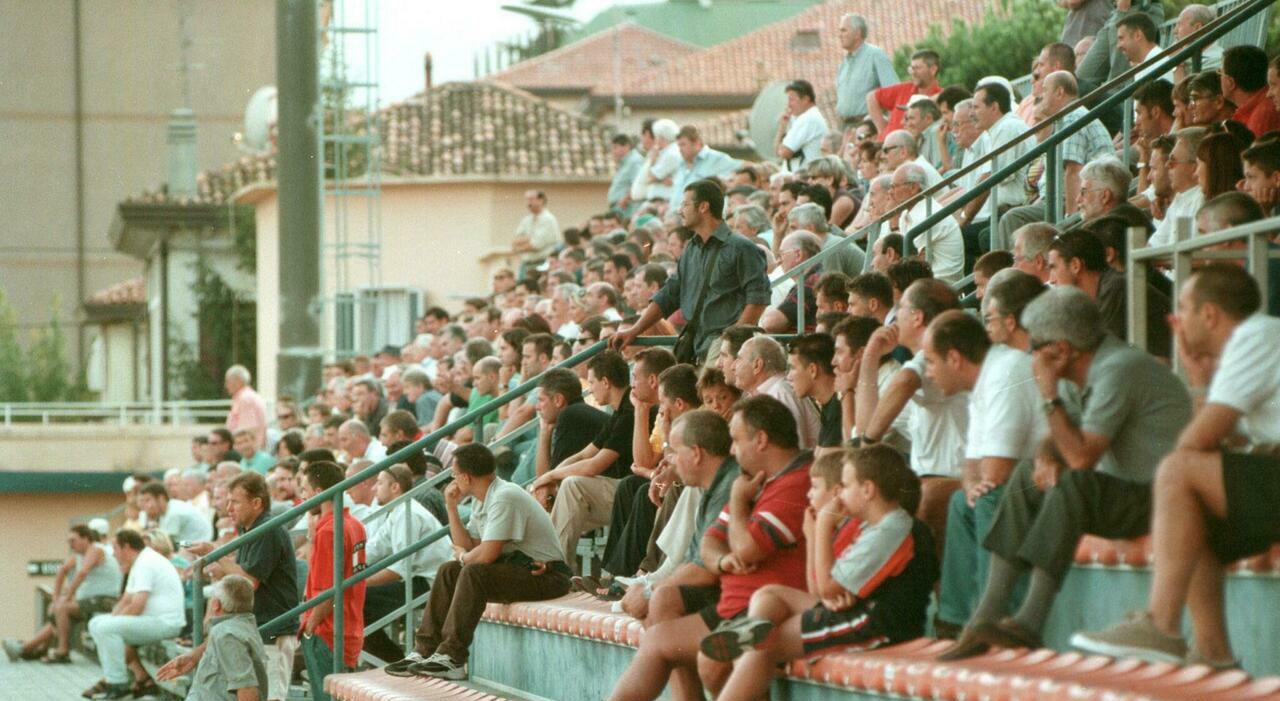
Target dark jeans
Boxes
[602,474,658,576]
[301,634,336,701]
[983,460,1153,582]
[362,576,429,662]
[414,559,571,663]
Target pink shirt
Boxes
[227,386,268,447]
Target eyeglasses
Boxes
[882,145,903,153]
[278,412,295,420]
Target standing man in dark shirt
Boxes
[160,471,300,701]
[530,351,639,564]
[613,179,770,364]
[787,333,844,453]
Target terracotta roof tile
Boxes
[127,81,613,206]
[491,23,698,96]
[85,277,146,307]
[622,0,989,98]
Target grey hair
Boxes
[733,204,770,234]
[788,202,828,233]
[870,174,893,194]
[1020,286,1106,352]
[181,468,208,484]
[1175,126,1209,160]
[746,190,771,210]
[402,366,430,388]
[1180,4,1214,27]
[782,230,823,259]
[340,418,370,437]
[213,574,255,614]
[652,118,679,142]
[225,364,251,384]
[740,335,789,375]
[841,12,869,38]
[670,408,732,457]
[1014,222,1059,259]
[1080,156,1131,201]
[895,162,929,189]
[982,268,1047,323]
[884,130,918,157]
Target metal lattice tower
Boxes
[318,0,382,359]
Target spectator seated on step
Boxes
[138,481,214,545]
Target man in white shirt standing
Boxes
[1074,265,1280,667]
[932,270,1047,636]
[776,80,829,173]
[1116,12,1165,81]
[893,163,964,283]
[87,529,185,699]
[1148,127,1206,247]
[644,119,683,206]
[511,189,560,275]
[732,335,819,450]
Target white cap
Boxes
[977,75,1019,102]
[122,476,136,493]
[87,518,110,537]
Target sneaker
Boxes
[384,651,428,677]
[2,639,22,662]
[409,652,467,680]
[1186,646,1243,671]
[699,617,775,663]
[1070,611,1188,664]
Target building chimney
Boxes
[166,107,198,199]
[424,52,433,93]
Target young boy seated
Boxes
[699,445,939,700]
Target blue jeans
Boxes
[938,485,1007,626]
[301,634,337,701]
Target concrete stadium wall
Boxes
[0,424,197,473]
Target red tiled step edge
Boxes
[327,667,513,701]
[1073,536,1280,574]
[477,594,1280,701]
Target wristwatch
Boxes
[1041,397,1065,415]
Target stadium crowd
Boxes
[6,3,1280,700]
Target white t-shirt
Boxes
[1207,314,1280,445]
[126,547,186,628]
[902,351,969,477]
[648,143,683,202]
[902,197,964,284]
[782,105,829,172]
[1148,186,1202,248]
[964,344,1045,461]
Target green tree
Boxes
[893,0,1065,93]
[0,291,26,401]
[27,302,71,402]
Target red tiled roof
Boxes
[85,277,146,307]
[491,23,698,96]
[621,0,989,98]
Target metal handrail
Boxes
[0,399,232,426]
[772,0,1270,294]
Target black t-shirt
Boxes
[869,518,939,642]
[236,511,301,641]
[817,394,844,448]
[591,389,656,480]
[551,399,608,468]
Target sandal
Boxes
[42,651,71,664]
[131,677,160,698]
[81,679,108,699]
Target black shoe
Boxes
[90,683,132,700]
[81,680,108,699]
[936,622,998,662]
[130,677,160,698]
[408,652,467,680]
[385,652,428,677]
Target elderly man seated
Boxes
[893,162,964,284]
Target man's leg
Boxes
[302,633,335,701]
[414,560,462,657]
[552,476,618,565]
[52,600,82,655]
[608,613,711,701]
[973,461,1041,623]
[715,615,806,701]
[938,489,979,627]
[87,615,131,686]
[994,203,1046,253]
[602,475,658,577]
[639,484,683,573]
[434,562,572,665]
[1186,557,1231,663]
[264,635,300,701]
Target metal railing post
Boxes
[1126,227,1149,350]
[989,153,1002,245]
[192,562,205,644]
[796,275,806,333]
[1122,98,1133,169]
[1046,139,1062,225]
[1170,217,1196,377]
[333,489,345,675]
[1249,230,1270,315]
[402,496,413,652]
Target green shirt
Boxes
[188,613,268,701]
[687,457,739,566]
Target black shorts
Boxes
[1206,451,1280,563]
[676,585,723,629]
[799,600,890,657]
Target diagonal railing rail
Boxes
[773,0,1273,332]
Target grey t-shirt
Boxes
[189,613,268,701]
[1059,335,1192,482]
[467,477,565,563]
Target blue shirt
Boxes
[671,146,741,201]
[835,43,899,119]
[609,149,643,209]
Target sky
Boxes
[365,0,622,104]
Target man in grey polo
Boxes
[185,575,268,701]
[835,13,898,127]
[613,179,770,363]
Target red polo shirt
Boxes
[704,452,812,618]
[873,82,942,140]
[1232,90,1280,138]
[302,508,367,666]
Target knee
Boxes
[696,653,731,691]
[438,559,463,579]
[1155,451,1195,493]
[647,585,684,625]
[947,487,970,518]
[559,476,586,497]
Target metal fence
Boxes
[0,400,232,426]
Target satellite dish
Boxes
[748,80,789,162]
[241,86,278,154]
